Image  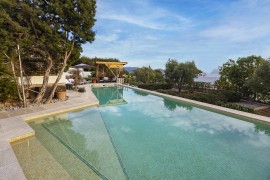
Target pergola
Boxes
[95,61,128,80]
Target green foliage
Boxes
[158,89,241,103]
[138,83,173,90]
[165,59,201,92]
[78,87,86,93]
[154,69,164,83]
[216,101,255,113]
[56,85,66,92]
[0,77,18,103]
[92,57,120,63]
[217,55,265,97]
[0,59,18,103]
[70,69,83,87]
[133,67,156,84]
[66,84,73,90]
[221,90,242,102]
[124,74,134,84]
[0,0,97,103]
[84,76,92,81]
[247,60,270,100]
[180,92,227,104]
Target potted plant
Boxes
[71,69,83,89]
[78,87,86,93]
[56,86,66,100]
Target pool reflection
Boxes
[92,86,127,106]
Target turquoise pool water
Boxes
[16,86,270,179]
[93,86,270,179]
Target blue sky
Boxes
[82,0,270,73]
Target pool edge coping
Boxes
[121,85,270,124]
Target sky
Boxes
[82,0,270,73]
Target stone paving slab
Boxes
[0,85,99,179]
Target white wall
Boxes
[18,74,66,86]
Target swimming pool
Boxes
[13,86,270,179]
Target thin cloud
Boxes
[83,0,270,72]
[97,0,191,31]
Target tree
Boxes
[40,0,96,103]
[164,59,178,84]
[1,0,62,104]
[1,0,96,105]
[154,69,164,83]
[247,60,270,100]
[0,0,37,104]
[72,56,95,66]
[218,56,265,97]
[133,67,156,84]
[165,59,201,92]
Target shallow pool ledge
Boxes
[0,85,99,179]
[122,85,270,124]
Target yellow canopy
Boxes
[95,61,128,78]
[95,61,128,69]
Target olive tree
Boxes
[133,67,156,84]
[165,59,201,92]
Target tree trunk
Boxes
[4,53,23,102]
[44,51,72,104]
[178,84,182,93]
[8,56,23,101]
[32,57,53,104]
[253,92,257,101]
[178,77,184,93]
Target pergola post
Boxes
[96,64,99,79]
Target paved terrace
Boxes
[0,85,99,180]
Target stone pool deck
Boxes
[0,85,99,180]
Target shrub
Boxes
[78,87,86,93]
[0,78,18,103]
[180,92,227,104]
[66,84,73,90]
[221,90,242,102]
[84,76,92,81]
[216,101,255,113]
[56,85,67,92]
[138,83,173,90]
